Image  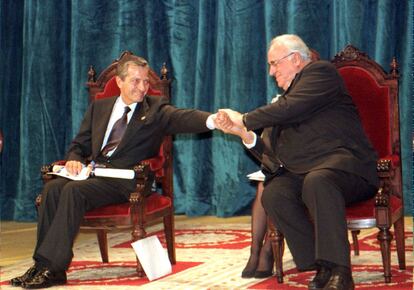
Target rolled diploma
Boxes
[94,167,135,179]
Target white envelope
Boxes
[131,236,172,281]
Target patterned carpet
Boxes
[0,220,412,289]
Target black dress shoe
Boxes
[254,269,273,278]
[308,267,331,290]
[10,265,39,287]
[22,268,67,289]
[323,271,354,290]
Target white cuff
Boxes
[243,132,257,148]
[206,114,216,130]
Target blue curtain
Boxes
[1,0,412,221]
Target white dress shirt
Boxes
[101,97,137,156]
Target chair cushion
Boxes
[346,195,402,220]
[84,192,172,219]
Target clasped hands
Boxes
[213,109,255,144]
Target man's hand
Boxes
[217,109,244,127]
[215,111,255,144]
[215,111,244,136]
[65,160,84,176]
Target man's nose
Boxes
[269,66,276,76]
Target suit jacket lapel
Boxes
[92,97,117,157]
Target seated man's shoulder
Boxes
[306,60,337,75]
[94,96,117,105]
[308,60,334,69]
[146,95,169,107]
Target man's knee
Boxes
[41,179,87,209]
[59,182,86,202]
[42,178,68,194]
[260,186,290,215]
[302,170,344,207]
[41,179,68,204]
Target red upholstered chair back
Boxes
[337,67,391,157]
[332,48,403,211]
[332,46,400,159]
[330,46,405,284]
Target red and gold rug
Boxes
[0,221,412,289]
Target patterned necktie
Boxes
[101,106,131,157]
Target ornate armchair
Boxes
[38,51,176,277]
[269,45,405,284]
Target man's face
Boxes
[116,64,150,104]
[267,46,299,91]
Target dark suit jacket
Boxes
[245,60,379,187]
[65,95,210,191]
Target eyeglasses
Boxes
[268,52,296,67]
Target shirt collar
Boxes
[117,96,138,113]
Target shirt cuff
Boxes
[206,114,216,130]
[243,132,257,148]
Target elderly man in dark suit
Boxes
[11,55,215,289]
[215,34,378,290]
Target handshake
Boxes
[212,109,255,145]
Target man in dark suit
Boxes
[11,55,215,289]
[215,34,378,290]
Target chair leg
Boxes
[268,219,284,283]
[393,216,406,269]
[351,230,360,256]
[131,213,146,277]
[163,213,176,264]
[377,227,393,283]
[96,230,109,263]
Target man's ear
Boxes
[115,76,122,88]
[293,53,302,66]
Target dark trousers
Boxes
[33,177,130,272]
[261,168,376,269]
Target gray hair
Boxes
[117,55,148,80]
[269,34,311,61]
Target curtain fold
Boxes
[1,0,412,220]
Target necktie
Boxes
[101,106,131,157]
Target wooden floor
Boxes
[0,215,251,267]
